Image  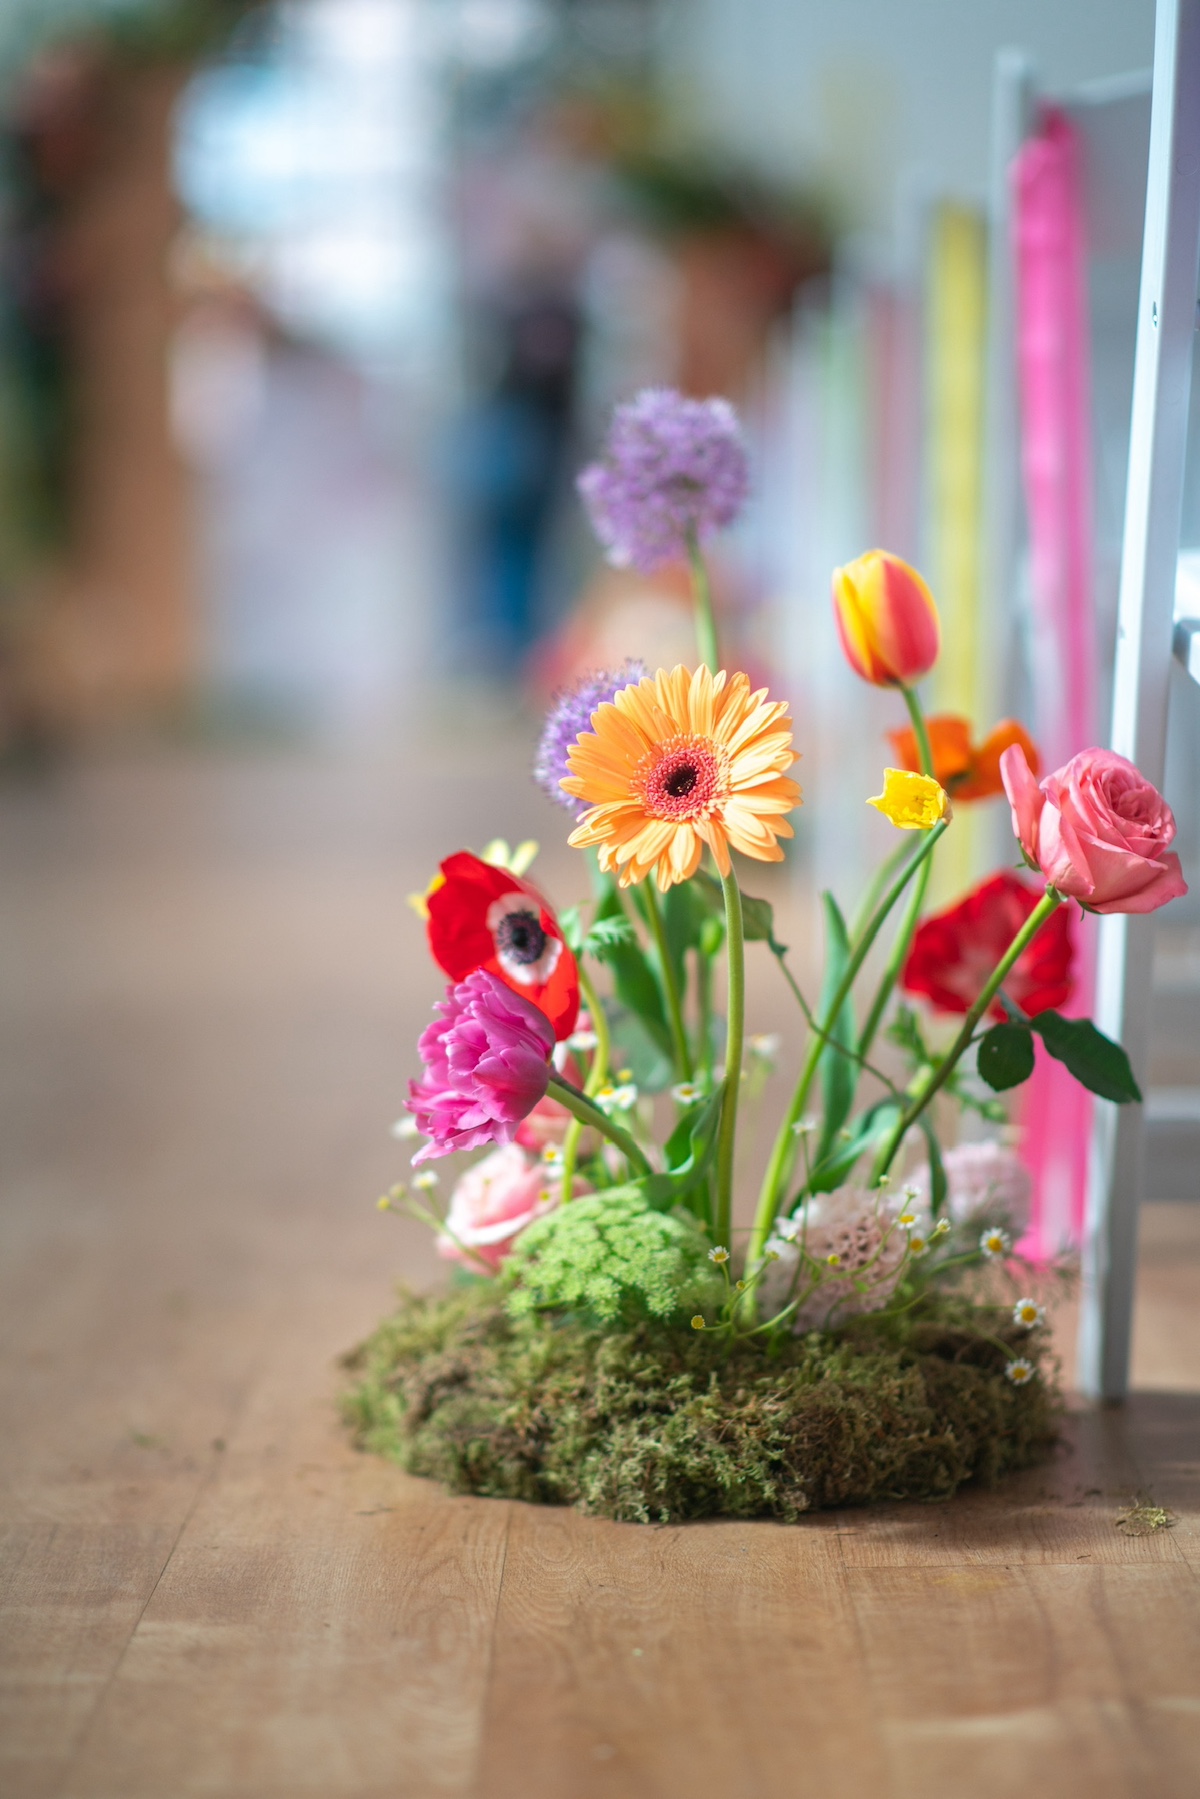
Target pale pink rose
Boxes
[1000,745,1188,916]
[437,1143,581,1271]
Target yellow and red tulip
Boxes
[831,550,940,687]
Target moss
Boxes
[343,1285,1059,1524]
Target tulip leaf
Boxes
[641,1093,721,1210]
[805,1099,903,1196]
[915,1114,948,1219]
[977,1023,1036,1092]
[1029,1011,1143,1104]
[592,880,671,1055]
[814,893,858,1164]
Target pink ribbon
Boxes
[1011,108,1097,1255]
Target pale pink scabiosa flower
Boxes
[1001,743,1187,915]
[760,1187,907,1331]
[437,1142,581,1272]
[534,662,646,814]
[577,389,749,573]
[407,970,555,1162]
[906,1141,1032,1234]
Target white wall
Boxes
[670,0,1155,228]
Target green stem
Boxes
[857,683,938,1060]
[546,1072,653,1178]
[747,817,951,1271]
[901,682,935,776]
[559,964,610,1204]
[642,882,694,1082]
[869,889,1063,1183]
[848,835,919,941]
[686,526,720,673]
[714,867,745,1251]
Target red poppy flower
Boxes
[901,870,1074,1020]
[424,852,580,1040]
[887,714,1040,801]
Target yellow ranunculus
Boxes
[867,768,951,831]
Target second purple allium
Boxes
[408,970,555,1162]
[577,388,749,573]
[534,660,646,812]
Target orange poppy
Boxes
[887,715,1040,802]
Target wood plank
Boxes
[54,1324,510,1799]
[475,1507,886,1799]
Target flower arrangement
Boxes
[346,388,1187,1523]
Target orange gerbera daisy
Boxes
[561,665,801,890]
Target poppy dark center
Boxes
[664,764,698,797]
[494,909,547,965]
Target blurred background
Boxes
[1,0,1197,1307]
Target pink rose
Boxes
[1000,745,1188,916]
[407,970,555,1162]
[437,1143,565,1271]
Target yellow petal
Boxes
[867,768,951,831]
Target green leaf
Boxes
[582,915,637,961]
[806,1099,902,1195]
[977,1023,1036,1092]
[1029,1011,1143,1104]
[814,893,858,1164]
[593,881,671,1055]
[557,905,584,955]
[661,880,708,988]
[690,869,778,946]
[739,892,777,943]
[915,1115,947,1217]
[606,1006,674,1094]
[641,1093,721,1208]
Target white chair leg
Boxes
[1077,0,1200,1400]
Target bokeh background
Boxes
[1,0,1196,1312]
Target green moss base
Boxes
[342,1286,1059,1524]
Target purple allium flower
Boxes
[408,970,554,1162]
[533,660,646,812]
[577,388,750,573]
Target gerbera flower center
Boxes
[642,738,725,820]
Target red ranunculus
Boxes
[425,852,580,1040]
[901,870,1074,1020]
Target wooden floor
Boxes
[3,736,1199,1799]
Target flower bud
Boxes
[832,550,940,687]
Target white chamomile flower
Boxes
[791,1116,818,1137]
[413,1169,440,1192]
[901,1183,920,1203]
[747,1033,781,1063]
[595,1081,636,1113]
[567,1028,599,1053]
[672,1081,701,1105]
[932,1218,951,1239]
[773,1216,801,1244]
[1005,1357,1036,1386]
[540,1144,564,1169]
[391,1116,420,1140]
[764,1234,790,1258]
[980,1226,1011,1260]
[1012,1298,1045,1330]
[708,1245,730,1266]
[898,1211,919,1230]
[907,1234,929,1258]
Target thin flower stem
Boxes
[559,963,610,1204]
[696,948,714,1082]
[714,866,745,1251]
[685,525,720,673]
[546,1071,653,1178]
[747,816,951,1273]
[856,683,938,1061]
[848,836,920,940]
[768,941,904,1098]
[642,881,694,1082]
[869,889,1063,1183]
